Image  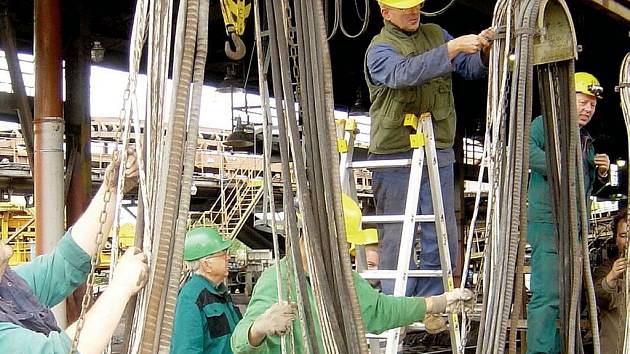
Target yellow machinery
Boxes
[97,223,136,271]
[0,201,135,270]
[0,202,36,266]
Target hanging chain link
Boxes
[70,85,130,352]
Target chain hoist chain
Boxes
[70,167,115,352]
[70,87,131,354]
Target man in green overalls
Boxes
[527,72,610,353]
[171,227,243,353]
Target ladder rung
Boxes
[347,159,412,169]
[362,215,435,224]
[360,269,443,279]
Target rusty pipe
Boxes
[34,0,65,328]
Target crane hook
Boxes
[225,27,246,61]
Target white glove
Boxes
[250,302,297,337]
[426,288,475,314]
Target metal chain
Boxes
[70,82,130,352]
[70,165,115,352]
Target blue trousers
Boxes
[526,222,561,354]
[369,149,458,297]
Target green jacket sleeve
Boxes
[354,272,427,334]
[170,292,205,354]
[529,116,548,176]
[0,322,72,354]
[231,265,278,354]
[14,228,92,307]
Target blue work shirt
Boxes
[366,29,487,89]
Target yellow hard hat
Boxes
[575,72,603,99]
[349,229,379,256]
[378,0,425,9]
[342,194,363,235]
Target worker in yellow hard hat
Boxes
[527,71,610,353]
[365,0,494,334]
[231,194,476,353]
[342,195,381,287]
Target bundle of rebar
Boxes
[114,0,210,352]
[474,0,599,353]
[254,0,367,352]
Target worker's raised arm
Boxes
[64,247,148,354]
[71,149,139,257]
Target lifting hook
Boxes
[225,26,246,61]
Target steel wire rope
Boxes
[252,1,289,352]
[263,0,320,349]
[293,0,365,350]
[576,116,601,354]
[421,0,457,17]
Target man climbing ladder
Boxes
[364,0,493,333]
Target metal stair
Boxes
[190,166,264,240]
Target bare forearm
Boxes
[65,285,131,354]
[72,184,117,256]
[248,325,266,347]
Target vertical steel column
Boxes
[64,0,91,325]
[34,0,66,327]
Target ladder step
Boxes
[362,214,436,224]
[347,159,412,169]
[359,269,443,279]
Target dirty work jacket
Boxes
[365,20,487,154]
[231,258,427,353]
[527,115,597,223]
[170,273,242,354]
[594,259,626,354]
[0,230,92,354]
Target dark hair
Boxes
[613,208,628,237]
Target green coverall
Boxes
[170,273,242,354]
[0,230,92,354]
[231,258,428,353]
[527,116,597,354]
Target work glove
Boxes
[426,288,475,314]
[250,302,297,337]
[110,247,149,296]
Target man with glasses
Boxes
[170,227,242,354]
[364,0,493,333]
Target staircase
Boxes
[191,166,264,240]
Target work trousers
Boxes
[369,148,458,297]
[527,222,561,354]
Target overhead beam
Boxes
[582,0,630,23]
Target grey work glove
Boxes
[250,302,297,337]
[426,288,475,314]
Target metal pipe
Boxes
[34,0,65,328]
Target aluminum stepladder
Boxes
[336,112,461,354]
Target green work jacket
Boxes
[170,274,242,354]
[230,258,427,353]
[527,115,597,223]
[0,230,92,354]
[365,21,456,153]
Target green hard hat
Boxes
[183,227,232,261]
